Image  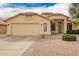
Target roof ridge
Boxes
[47,13,69,18]
[4,12,51,22]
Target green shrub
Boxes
[40,34,45,38]
[67,30,79,34]
[62,34,77,41]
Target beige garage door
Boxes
[11,23,41,35]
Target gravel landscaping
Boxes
[23,35,79,56]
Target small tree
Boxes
[69,3,79,19]
[72,19,79,25]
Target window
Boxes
[67,23,72,31]
[51,23,56,31]
[44,23,47,32]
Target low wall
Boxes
[0,25,7,34]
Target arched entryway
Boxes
[51,19,64,34]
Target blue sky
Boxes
[0,3,70,19]
[5,3,56,8]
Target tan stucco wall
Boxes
[0,25,7,34]
[6,14,51,35]
[48,15,68,33]
[71,18,79,30]
[48,16,67,20]
[72,23,78,30]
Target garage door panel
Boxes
[11,23,40,35]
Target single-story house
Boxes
[3,12,74,36]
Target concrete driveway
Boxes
[0,35,38,56]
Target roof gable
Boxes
[48,13,69,18]
[4,12,51,22]
[3,12,69,22]
[0,20,8,25]
[41,12,69,18]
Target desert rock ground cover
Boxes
[23,34,79,56]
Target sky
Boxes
[5,3,56,8]
[0,3,71,19]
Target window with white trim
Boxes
[44,23,47,32]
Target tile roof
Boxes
[4,12,69,22]
[41,12,69,18]
[0,20,8,25]
[4,12,52,22]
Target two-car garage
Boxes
[11,23,41,36]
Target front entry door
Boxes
[51,22,58,34]
[58,22,62,33]
[51,21,63,34]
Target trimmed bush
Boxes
[67,30,79,34]
[62,34,77,41]
[40,34,46,38]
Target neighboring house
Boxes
[3,12,74,36]
[70,18,79,30]
[0,20,7,34]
